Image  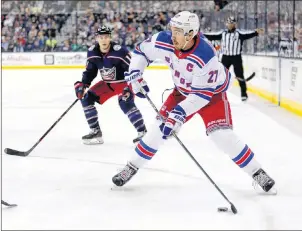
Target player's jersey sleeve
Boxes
[118,47,132,73]
[82,45,99,86]
[178,57,228,116]
[129,32,163,73]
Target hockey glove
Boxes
[74,81,89,99]
[125,70,150,98]
[160,105,186,139]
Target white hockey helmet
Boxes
[169,11,200,37]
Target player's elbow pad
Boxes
[179,94,210,116]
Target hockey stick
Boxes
[141,89,237,214]
[4,99,79,157]
[1,200,17,207]
[161,87,174,103]
[236,72,255,82]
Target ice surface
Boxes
[1,69,302,230]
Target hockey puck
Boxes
[217,207,228,212]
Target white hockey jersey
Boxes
[130,31,232,116]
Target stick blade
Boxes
[2,200,18,207]
[230,203,238,214]
[4,148,28,157]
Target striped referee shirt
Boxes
[203,29,258,56]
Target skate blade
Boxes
[83,138,104,145]
[110,185,135,192]
[110,185,121,191]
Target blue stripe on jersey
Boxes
[191,86,214,101]
[192,36,216,64]
[185,57,203,69]
[154,45,174,53]
[175,85,188,96]
[155,31,216,67]
[191,86,215,92]
[215,69,231,93]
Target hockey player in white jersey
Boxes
[112,11,275,193]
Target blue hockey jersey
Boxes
[82,42,131,85]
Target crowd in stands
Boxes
[1,1,74,52]
[1,0,301,57]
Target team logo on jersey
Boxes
[99,67,116,81]
[113,45,121,51]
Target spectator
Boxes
[32,40,41,52]
[1,36,10,51]
[28,24,38,40]
[61,39,71,51]
[25,37,35,51]
[7,41,15,52]
[45,36,57,51]
[71,38,80,51]
[37,31,46,47]
[13,39,25,52]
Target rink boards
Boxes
[240,55,302,117]
[1,52,302,117]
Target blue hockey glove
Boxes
[160,105,186,139]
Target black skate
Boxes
[252,168,276,193]
[112,162,138,187]
[133,129,147,143]
[82,128,104,145]
[241,96,248,102]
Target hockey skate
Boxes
[241,96,248,102]
[112,162,138,186]
[252,168,276,194]
[133,129,147,143]
[82,128,104,145]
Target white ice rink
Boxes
[1,69,302,230]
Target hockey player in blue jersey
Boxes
[74,26,147,144]
[112,11,275,194]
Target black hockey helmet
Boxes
[226,16,236,24]
[95,25,112,36]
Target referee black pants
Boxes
[221,55,247,98]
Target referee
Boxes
[203,16,263,101]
